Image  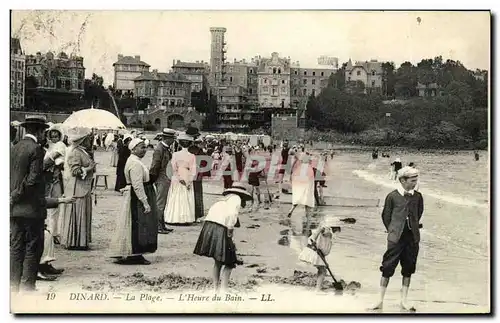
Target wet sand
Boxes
[13,149,489,314]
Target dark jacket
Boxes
[382,190,424,244]
[188,145,211,180]
[10,137,47,219]
[149,142,173,183]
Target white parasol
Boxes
[62,107,126,130]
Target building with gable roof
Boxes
[171,59,209,93]
[344,59,383,93]
[133,69,192,107]
[113,54,151,93]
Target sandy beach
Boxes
[11,149,490,314]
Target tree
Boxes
[394,61,417,98]
[381,62,396,98]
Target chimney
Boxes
[201,60,204,63]
[153,69,158,74]
[134,55,140,60]
[173,59,175,66]
[118,54,123,60]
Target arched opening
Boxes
[167,114,184,130]
[154,118,161,128]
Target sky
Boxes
[10,10,491,86]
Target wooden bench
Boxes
[94,174,109,190]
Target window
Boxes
[278,68,281,74]
[281,80,285,84]
[372,70,376,76]
[264,79,268,84]
[303,89,307,96]
[263,86,269,93]
[281,87,286,93]
[312,79,316,85]
[230,76,233,82]
[321,72,324,76]
[249,88,253,94]
[303,71,307,76]
[272,88,276,95]
[312,71,316,76]
[348,77,351,81]
[371,80,376,87]
[293,89,297,95]
[273,68,277,74]
[357,71,361,76]
[312,89,316,96]
[249,69,253,73]
[303,79,307,85]
[294,70,298,75]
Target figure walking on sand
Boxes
[164,133,197,225]
[193,184,253,292]
[111,138,159,265]
[287,151,316,218]
[371,166,424,312]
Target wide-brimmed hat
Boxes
[186,126,200,138]
[20,115,49,129]
[222,183,253,202]
[48,124,65,138]
[162,128,176,138]
[128,138,145,150]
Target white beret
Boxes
[397,166,419,179]
[128,138,144,150]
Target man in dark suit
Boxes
[371,166,424,312]
[149,128,176,234]
[10,116,50,292]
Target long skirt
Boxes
[193,221,237,268]
[164,182,195,225]
[110,150,118,167]
[291,178,315,208]
[40,228,56,264]
[110,183,158,257]
[115,161,128,191]
[46,181,63,237]
[193,180,204,219]
[61,192,92,249]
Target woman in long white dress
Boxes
[164,132,197,225]
[286,151,316,218]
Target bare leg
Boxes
[400,276,416,312]
[212,260,223,292]
[250,186,255,208]
[370,276,390,310]
[220,266,233,292]
[255,187,261,204]
[316,266,326,291]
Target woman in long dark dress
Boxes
[115,134,133,192]
[111,138,158,265]
[188,138,210,221]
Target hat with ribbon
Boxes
[162,128,176,138]
[222,183,253,202]
[20,115,49,129]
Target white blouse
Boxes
[205,195,241,229]
[170,148,197,183]
[124,154,150,205]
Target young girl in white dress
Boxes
[287,151,316,218]
[299,217,341,291]
[193,183,253,292]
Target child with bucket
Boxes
[299,217,342,291]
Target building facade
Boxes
[257,52,292,109]
[134,70,192,108]
[113,54,150,93]
[25,51,85,94]
[11,38,25,110]
[209,27,228,88]
[345,59,383,93]
[171,60,209,92]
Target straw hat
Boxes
[177,132,194,141]
[162,128,176,138]
[222,183,253,202]
[20,115,49,129]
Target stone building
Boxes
[257,52,292,109]
[10,38,25,110]
[344,59,383,93]
[171,59,209,93]
[113,54,150,93]
[25,51,85,94]
[134,70,192,108]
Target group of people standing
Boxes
[10,116,97,291]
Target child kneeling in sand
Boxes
[193,183,253,292]
[299,218,341,291]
